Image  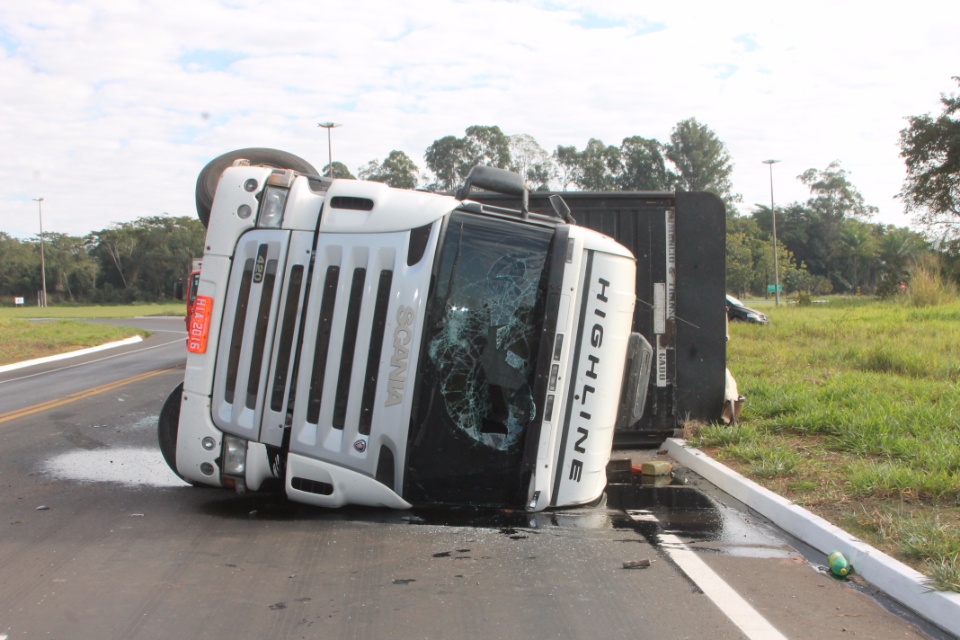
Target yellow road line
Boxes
[0,367,178,425]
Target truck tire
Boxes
[195,148,319,227]
[158,382,185,480]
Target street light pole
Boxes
[317,122,341,178]
[33,197,48,307]
[762,160,781,307]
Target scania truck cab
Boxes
[160,149,649,511]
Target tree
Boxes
[43,232,97,301]
[575,139,620,190]
[878,226,925,280]
[86,215,204,302]
[875,226,927,297]
[665,118,735,199]
[799,161,877,222]
[749,169,931,294]
[424,135,468,192]
[725,221,759,297]
[424,125,512,192]
[753,201,830,280]
[509,134,554,190]
[88,225,138,290]
[323,162,355,180]
[898,77,960,248]
[134,216,205,298]
[618,136,671,191]
[834,220,879,292]
[552,145,580,190]
[464,125,511,170]
[359,150,420,189]
[794,162,877,291]
[727,214,809,296]
[0,232,42,299]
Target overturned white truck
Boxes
[159,149,654,511]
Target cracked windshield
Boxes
[425,212,554,451]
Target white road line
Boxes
[630,512,788,640]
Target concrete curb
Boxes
[0,336,144,374]
[664,438,960,638]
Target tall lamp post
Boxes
[762,160,781,307]
[33,197,48,308]
[317,122,341,178]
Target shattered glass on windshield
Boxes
[405,212,555,507]
[428,250,542,450]
[425,213,553,451]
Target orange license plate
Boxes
[187,295,213,354]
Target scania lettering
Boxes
[159,148,653,511]
[386,306,414,407]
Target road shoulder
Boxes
[664,438,960,638]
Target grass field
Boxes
[695,296,960,592]
[0,303,180,365]
[0,302,184,319]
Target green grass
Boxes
[0,304,171,365]
[694,296,960,592]
[0,302,184,319]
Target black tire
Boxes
[194,148,318,227]
[158,382,185,480]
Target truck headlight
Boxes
[222,435,247,476]
[258,186,288,228]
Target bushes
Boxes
[908,257,958,307]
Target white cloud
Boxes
[1,0,959,239]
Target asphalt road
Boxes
[0,318,942,639]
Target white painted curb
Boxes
[0,336,144,373]
[664,438,960,638]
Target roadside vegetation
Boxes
[0,303,179,365]
[0,302,183,320]
[693,292,960,592]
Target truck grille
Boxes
[211,227,426,478]
[302,264,393,432]
[360,270,393,435]
[212,231,309,446]
[270,265,304,412]
[305,265,340,426]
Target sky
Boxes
[2,0,959,240]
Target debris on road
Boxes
[829,551,851,577]
[634,460,673,476]
[622,559,652,569]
